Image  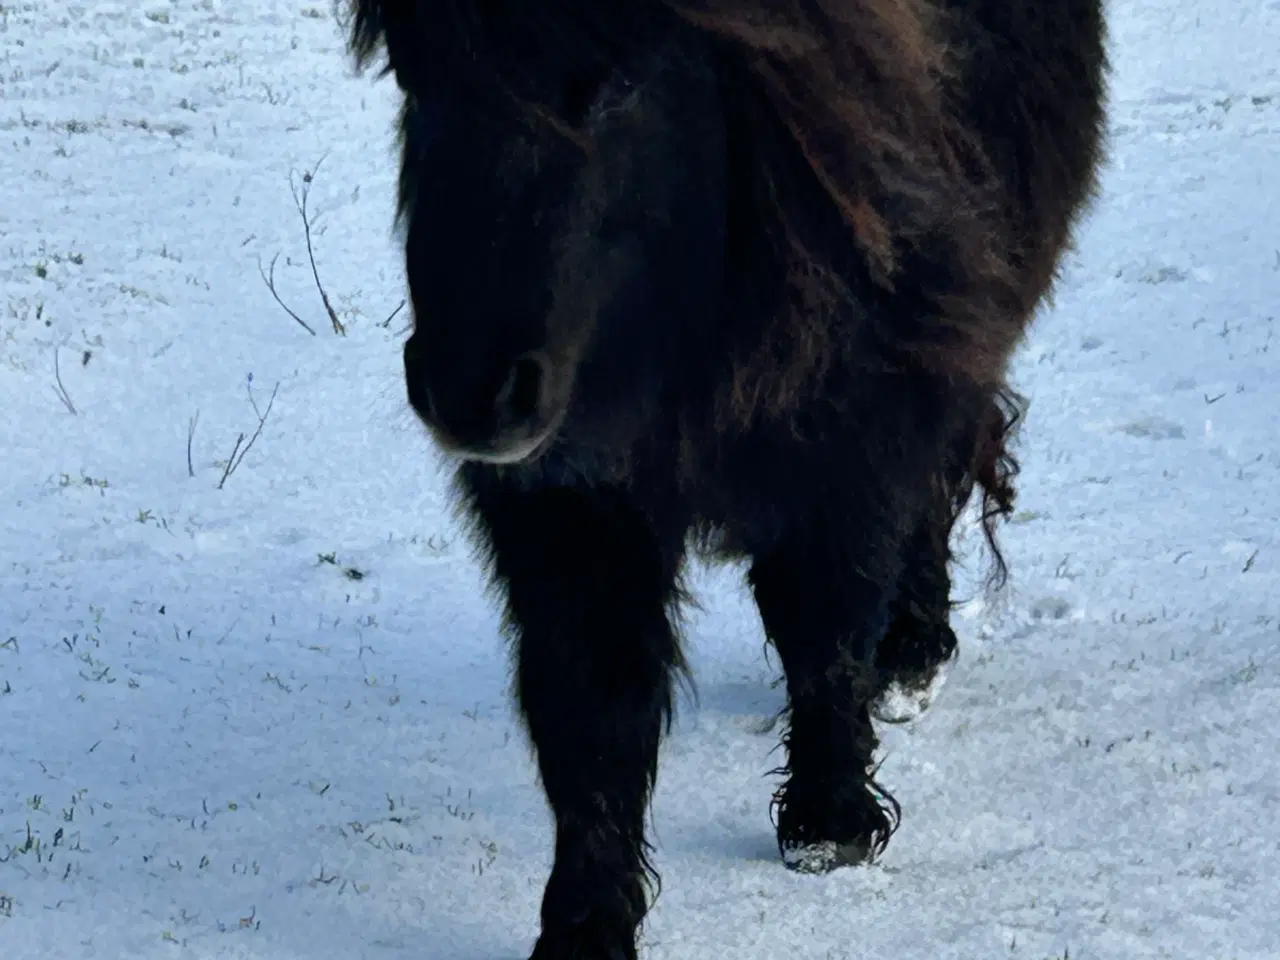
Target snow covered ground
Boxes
[1,1,1278,957]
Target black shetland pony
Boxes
[346,1,1107,956]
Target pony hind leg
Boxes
[460,472,689,960]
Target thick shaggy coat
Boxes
[346,1,1108,956]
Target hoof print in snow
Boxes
[1029,596,1075,622]
[1116,416,1185,440]
[1116,259,1192,284]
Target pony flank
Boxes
[346,1,1108,956]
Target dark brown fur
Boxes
[345,1,1108,956]
[664,0,1101,567]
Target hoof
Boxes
[781,839,872,874]
[872,654,955,724]
[774,777,899,876]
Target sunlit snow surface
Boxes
[2,2,1278,957]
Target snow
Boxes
[1,1,1278,957]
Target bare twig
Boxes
[262,155,402,337]
[289,153,346,336]
[216,434,244,489]
[186,410,200,478]
[379,299,406,330]
[258,252,316,336]
[217,380,280,490]
[52,346,77,415]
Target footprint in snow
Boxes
[1115,416,1186,440]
